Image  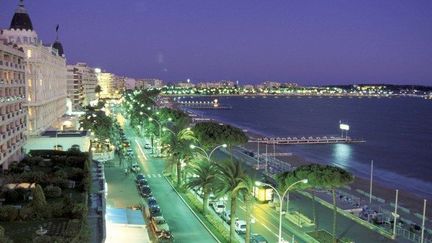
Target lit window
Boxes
[27,49,32,58]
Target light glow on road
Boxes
[134,139,148,160]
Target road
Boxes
[212,149,396,243]
[124,123,217,243]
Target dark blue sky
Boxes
[1,0,432,85]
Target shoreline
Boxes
[183,108,432,223]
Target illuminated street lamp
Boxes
[190,144,227,161]
[255,179,308,243]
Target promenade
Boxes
[122,120,217,243]
[228,143,431,243]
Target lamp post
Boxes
[190,143,227,161]
[255,179,308,243]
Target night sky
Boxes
[1,0,432,85]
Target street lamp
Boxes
[190,144,227,161]
[149,117,163,156]
[255,179,308,243]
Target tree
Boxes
[319,165,353,243]
[94,85,102,97]
[162,128,197,187]
[184,159,217,215]
[31,184,47,210]
[277,164,353,242]
[213,159,248,243]
[192,122,248,151]
[237,175,255,243]
[276,164,322,231]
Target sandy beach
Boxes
[243,132,432,223]
[183,105,432,224]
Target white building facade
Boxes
[67,63,97,111]
[1,1,67,136]
[0,41,26,169]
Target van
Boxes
[212,201,225,214]
[235,220,247,234]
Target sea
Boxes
[180,96,432,199]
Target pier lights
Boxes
[339,123,350,139]
[255,179,308,243]
[190,144,227,161]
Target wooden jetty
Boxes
[249,136,365,145]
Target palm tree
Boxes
[237,175,255,243]
[184,159,217,215]
[162,128,196,187]
[213,159,248,243]
[320,165,354,243]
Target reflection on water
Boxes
[332,144,352,169]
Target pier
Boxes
[177,99,232,109]
[249,136,365,145]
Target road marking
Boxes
[158,174,162,177]
[152,174,157,178]
[239,204,279,237]
[134,139,148,160]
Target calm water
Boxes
[183,96,432,199]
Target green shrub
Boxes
[50,178,70,189]
[205,213,231,242]
[31,184,47,210]
[54,169,68,179]
[50,202,67,217]
[18,171,46,183]
[71,203,87,219]
[0,225,13,243]
[68,168,84,180]
[44,185,62,198]
[0,206,19,221]
[19,206,34,220]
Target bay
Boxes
[182,96,432,199]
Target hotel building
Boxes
[67,63,98,111]
[0,41,26,170]
[1,0,68,135]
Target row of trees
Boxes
[125,90,353,243]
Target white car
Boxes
[131,163,141,172]
[221,210,231,223]
[212,201,225,214]
[235,219,247,234]
[144,143,152,149]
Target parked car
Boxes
[137,179,149,189]
[144,143,152,149]
[251,234,268,243]
[147,197,158,207]
[149,205,162,217]
[212,201,226,214]
[235,220,247,234]
[151,216,170,233]
[140,187,152,198]
[136,174,146,182]
[131,163,141,172]
[221,210,231,223]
